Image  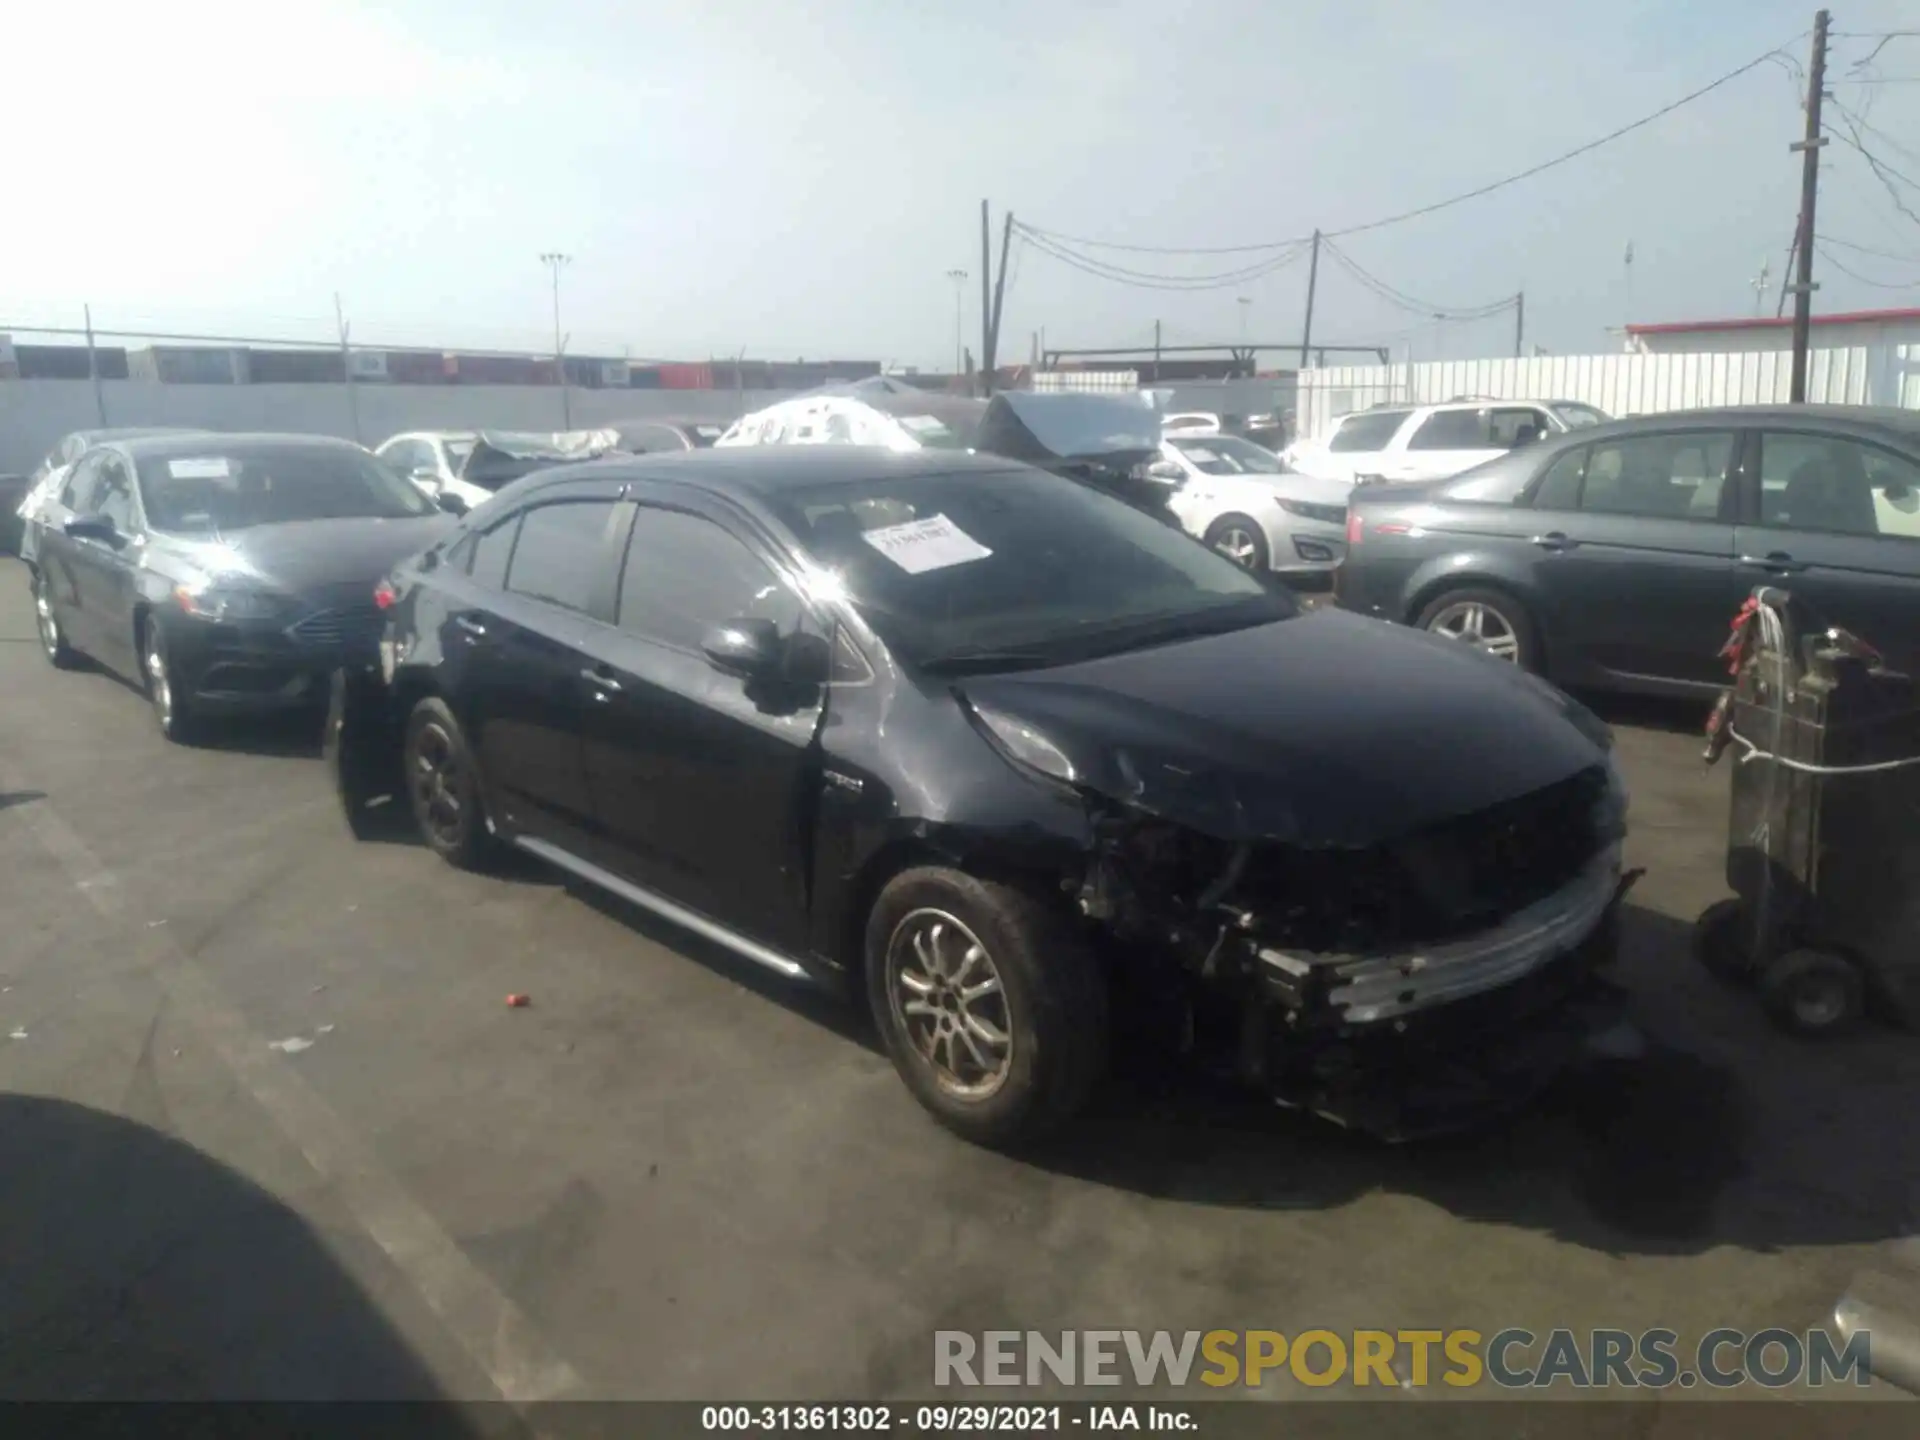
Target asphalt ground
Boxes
[1,556,1917,1430]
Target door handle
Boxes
[581,666,622,692]
[452,614,488,637]
[1531,531,1575,551]
[1739,552,1808,573]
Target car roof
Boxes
[1539,404,1920,443]
[513,445,1022,500]
[114,432,370,459]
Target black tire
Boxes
[1758,949,1865,1038]
[141,619,205,745]
[403,697,498,870]
[325,668,408,841]
[1415,586,1542,672]
[1203,514,1270,571]
[1691,898,1753,986]
[31,569,82,670]
[865,867,1108,1150]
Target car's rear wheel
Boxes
[1203,514,1270,571]
[404,697,498,870]
[143,621,204,744]
[32,570,81,669]
[1416,587,1541,671]
[1759,949,1865,1038]
[866,867,1107,1150]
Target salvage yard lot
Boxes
[0,553,1916,1416]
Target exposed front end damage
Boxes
[1074,759,1637,1140]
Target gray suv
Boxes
[1335,405,1920,696]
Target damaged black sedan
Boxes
[330,447,1633,1148]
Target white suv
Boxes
[1285,398,1609,485]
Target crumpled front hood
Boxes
[959,608,1612,847]
[154,515,454,596]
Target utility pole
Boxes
[945,268,968,375]
[1237,296,1251,343]
[979,201,992,397]
[540,252,572,427]
[1152,319,1162,383]
[986,211,1014,395]
[1788,9,1830,404]
[1299,230,1321,370]
[1513,292,1525,359]
[335,293,360,443]
[83,304,106,426]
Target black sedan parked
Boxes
[30,433,457,742]
[1337,405,1920,695]
[329,447,1632,1148]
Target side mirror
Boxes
[1147,459,1185,484]
[435,491,469,516]
[701,617,782,677]
[1884,482,1913,503]
[64,514,117,543]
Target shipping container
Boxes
[125,346,246,384]
[246,349,347,383]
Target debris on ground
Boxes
[505,993,530,1008]
[8,1028,27,1041]
[268,1036,314,1054]
[317,1024,336,1035]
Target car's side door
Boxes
[1734,426,1920,674]
[575,495,830,952]
[1522,427,1745,688]
[68,451,146,677]
[38,451,108,652]
[448,493,624,853]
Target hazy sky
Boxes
[6,0,1918,369]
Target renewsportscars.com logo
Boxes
[933,1328,1872,1390]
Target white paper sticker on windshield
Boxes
[167,457,232,479]
[1183,447,1220,464]
[897,415,949,435]
[860,513,992,574]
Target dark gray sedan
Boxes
[1335,405,1920,696]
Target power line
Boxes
[1825,99,1920,228]
[1013,225,1312,291]
[1320,237,1518,321]
[1013,223,1304,257]
[1016,34,1803,255]
[1819,233,1920,263]
[1817,244,1920,289]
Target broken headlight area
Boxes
[1077,761,1634,1139]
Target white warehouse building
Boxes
[1624,306,1920,357]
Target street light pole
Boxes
[945,269,968,376]
[1237,296,1251,343]
[540,251,572,427]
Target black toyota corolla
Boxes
[329,447,1634,1148]
[30,433,457,742]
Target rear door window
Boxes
[468,514,523,590]
[1406,410,1488,451]
[504,500,618,612]
[1327,411,1410,453]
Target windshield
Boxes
[689,425,725,447]
[1170,435,1283,475]
[137,443,439,533]
[764,465,1295,672]
[895,414,971,450]
[1552,403,1609,429]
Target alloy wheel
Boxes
[33,576,60,661]
[1427,600,1520,662]
[408,721,465,846]
[886,909,1013,1099]
[146,631,174,729]
[1213,526,1260,568]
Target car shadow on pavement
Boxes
[0,788,47,813]
[1585,690,1713,737]
[1027,902,1920,1259]
[0,1093,513,1419]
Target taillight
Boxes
[1345,511,1364,547]
[373,580,397,610]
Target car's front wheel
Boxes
[32,570,81,669]
[1203,514,1270,571]
[403,697,499,870]
[1416,587,1541,671]
[143,620,204,744]
[866,867,1107,1149]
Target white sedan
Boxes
[1160,433,1351,580]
